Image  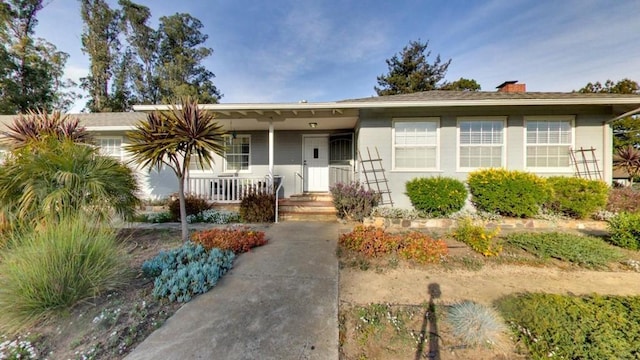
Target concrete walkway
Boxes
[125,222,343,360]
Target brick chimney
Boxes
[496,80,526,93]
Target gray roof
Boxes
[340,90,640,103]
[0,112,146,128]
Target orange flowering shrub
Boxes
[191,227,267,254]
[339,225,448,263]
[398,232,449,264]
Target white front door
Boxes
[303,135,329,192]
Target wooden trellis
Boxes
[358,147,393,206]
[570,147,602,180]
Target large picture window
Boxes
[393,118,439,170]
[458,118,505,169]
[224,135,251,172]
[526,116,573,169]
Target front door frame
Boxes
[302,134,330,192]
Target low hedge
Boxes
[545,177,609,219]
[405,177,467,216]
[608,212,640,250]
[467,169,550,218]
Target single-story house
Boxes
[2,81,640,208]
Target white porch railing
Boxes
[187,175,273,203]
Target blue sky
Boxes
[35,0,640,111]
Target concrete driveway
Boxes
[125,221,345,360]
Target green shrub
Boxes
[168,194,211,221]
[606,187,640,213]
[330,182,380,221]
[496,293,640,359]
[545,177,609,218]
[447,301,507,348]
[607,212,640,250]
[467,169,550,218]
[505,232,622,268]
[405,177,467,216]
[240,193,275,222]
[142,242,235,303]
[451,218,502,256]
[0,217,128,333]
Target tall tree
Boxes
[126,97,225,242]
[156,13,221,103]
[79,0,121,112]
[577,78,640,149]
[375,39,452,96]
[0,0,75,114]
[119,0,159,104]
[440,77,481,91]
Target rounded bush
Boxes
[330,182,380,222]
[608,212,640,250]
[545,177,609,219]
[405,177,467,216]
[240,193,275,222]
[168,194,212,221]
[467,169,550,218]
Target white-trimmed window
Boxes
[525,116,574,169]
[392,118,439,170]
[224,135,251,172]
[458,117,506,169]
[97,137,124,160]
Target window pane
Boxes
[394,120,438,169]
[526,119,572,167]
[459,120,504,168]
[224,136,251,171]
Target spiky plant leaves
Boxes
[3,109,91,149]
[126,96,226,242]
[0,139,139,230]
[613,145,640,185]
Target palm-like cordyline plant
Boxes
[2,109,91,149]
[0,139,139,231]
[125,97,226,242]
[614,145,640,186]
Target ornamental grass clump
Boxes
[405,176,467,216]
[0,217,128,333]
[447,301,507,349]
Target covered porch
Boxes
[134,102,360,203]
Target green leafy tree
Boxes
[156,13,221,103]
[0,138,139,229]
[375,39,452,96]
[119,0,160,104]
[440,77,481,91]
[80,0,122,112]
[125,97,226,242]
[577,78,640,149]
[0,0,77,113]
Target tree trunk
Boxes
[178,175,189,242]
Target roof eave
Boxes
[132,98,640,113]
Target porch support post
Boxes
[268,121,274,179]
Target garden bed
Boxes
[364,216,609,231]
